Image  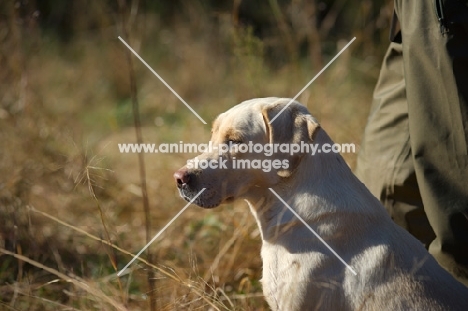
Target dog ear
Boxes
[261,101,320,177]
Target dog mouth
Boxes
[178,187,234,209]
[178,187,218,209]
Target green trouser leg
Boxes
[357,0,468,286]
[355,42,436,248]
[396,0,468,286]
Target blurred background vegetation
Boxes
[1,0,392,310]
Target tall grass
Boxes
[0,1,389,309]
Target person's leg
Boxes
[355,42,435,247]
[394,0,468,285]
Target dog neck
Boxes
[245,130,384,244]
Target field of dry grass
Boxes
[0,1,390,310]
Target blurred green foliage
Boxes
[1,0,392,60]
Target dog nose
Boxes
[174,169,190,186]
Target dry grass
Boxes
[0,2,387,310]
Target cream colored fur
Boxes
[175,98,468,310]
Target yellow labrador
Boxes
[174,98,468,310]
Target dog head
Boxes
[174,98,320,208]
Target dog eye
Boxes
[225,139,242,144]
